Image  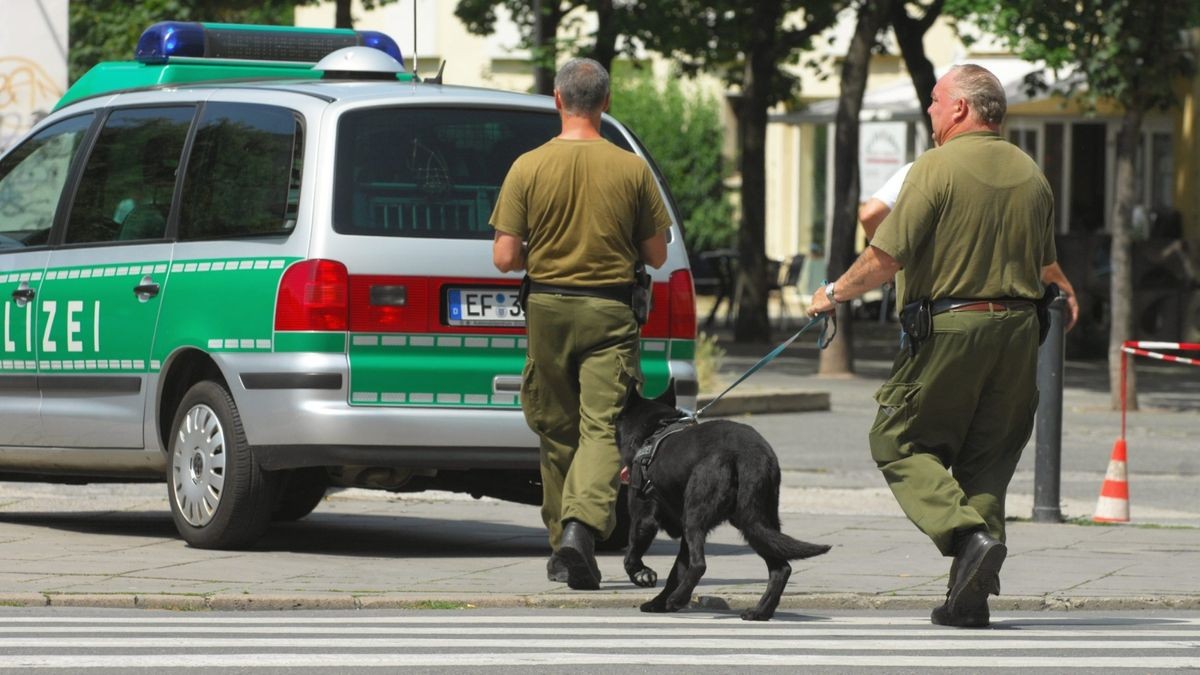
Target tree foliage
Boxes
[69,0,296,83]
[634,1,844,342]
[609,71,734,252]
[455,0,640,94]
[946,0,1200,408]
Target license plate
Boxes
[447,287,524,326]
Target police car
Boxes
[0,22,698,549]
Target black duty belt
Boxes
[528,281,635,306]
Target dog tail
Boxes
[745,524,831,561]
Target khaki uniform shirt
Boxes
[871,131,1056,306]
[490,138,671,287]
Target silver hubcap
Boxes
[171,403,226,527]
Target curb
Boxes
[7,592,1198,612]
[696,389,830,416]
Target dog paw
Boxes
[628,568,657,587]
[740,608,773,621]
[640,599,669,613]
[664,596,690,613]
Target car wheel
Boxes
[272,468,328,522]
[595,484,630,552]
[167,380,275,549]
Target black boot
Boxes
[546,551,569,583]
[558,520,602,590]
[932,530,1005,627]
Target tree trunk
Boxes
[531,0,562,96]
[891,0,942,140]
[731,4,782,343]
[1109,107,1141,411]
[819,0,895,374]
[589,0,617,74]
[732,37,774,343]
[334,0,352,28]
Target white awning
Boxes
[772,57,1067,124]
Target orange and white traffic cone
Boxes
[1093,438,1130,523]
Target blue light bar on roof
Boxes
[134,22,404,66]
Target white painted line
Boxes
[0,654,1195,669]
[2,637,1197,650]
[1,615,1197,627]
[0,626,1195,638]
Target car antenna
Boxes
[427,60,446,85]
[411,0,419,84]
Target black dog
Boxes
[615,384,830,621]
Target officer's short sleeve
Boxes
[490,159,529,239]
[1041,205,1057,266]
[869,167,938,267]
[636,165,672,242]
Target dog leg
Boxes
[664,527,707,612]
[624,505,659,587]
[742,558,791,621]
[641,539,688,613]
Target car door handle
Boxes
[11,287,34,302]
[134,277,160,300]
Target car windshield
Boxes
[332,106,633,240]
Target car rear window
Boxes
[333,107,633,240]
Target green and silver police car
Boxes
[0,22,698,549]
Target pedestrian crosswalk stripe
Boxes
[3,614,1200,626]
[0,637,1197,650]
[1,654,1197,668]
[0,626,1195,638]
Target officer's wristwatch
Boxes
[825,281,838,305]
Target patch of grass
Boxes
[695,331,726,394]
[408,600,474,610]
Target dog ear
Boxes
[620,378,642,412]
[653,378,676,408]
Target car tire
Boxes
[167,380,275,549]
[272,468,328,522]
[595,484,630,552]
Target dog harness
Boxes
[630,416,697,498]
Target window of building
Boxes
[178,103,304,241]
[0,115,93,249]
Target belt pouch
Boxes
[900,297,932,356]
[517,274,531,314]
[631,261,652,326]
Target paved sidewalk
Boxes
[0,482,1196,612]
[0,318,1195,613]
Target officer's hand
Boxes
[806,286,835,317]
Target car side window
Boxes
[178,102,304,240]
[64,106,194,245]
[0,114,93,250]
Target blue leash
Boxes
[693,311,836,419]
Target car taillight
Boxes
[348,275,431,333]
[641,269,697,340]
[668,269,697,340]
[275,259,349,331]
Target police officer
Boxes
[807,64,1056,627]
[491,58,670,590]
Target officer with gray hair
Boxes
[808,63,1057,627]
[491,58,670,590]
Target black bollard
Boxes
[1033,295,1067,523]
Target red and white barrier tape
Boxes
[1123,341,1200,351]
[1121,341,1200,367]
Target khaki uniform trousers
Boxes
[521,293,642,550]
[869,307,1040,556]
